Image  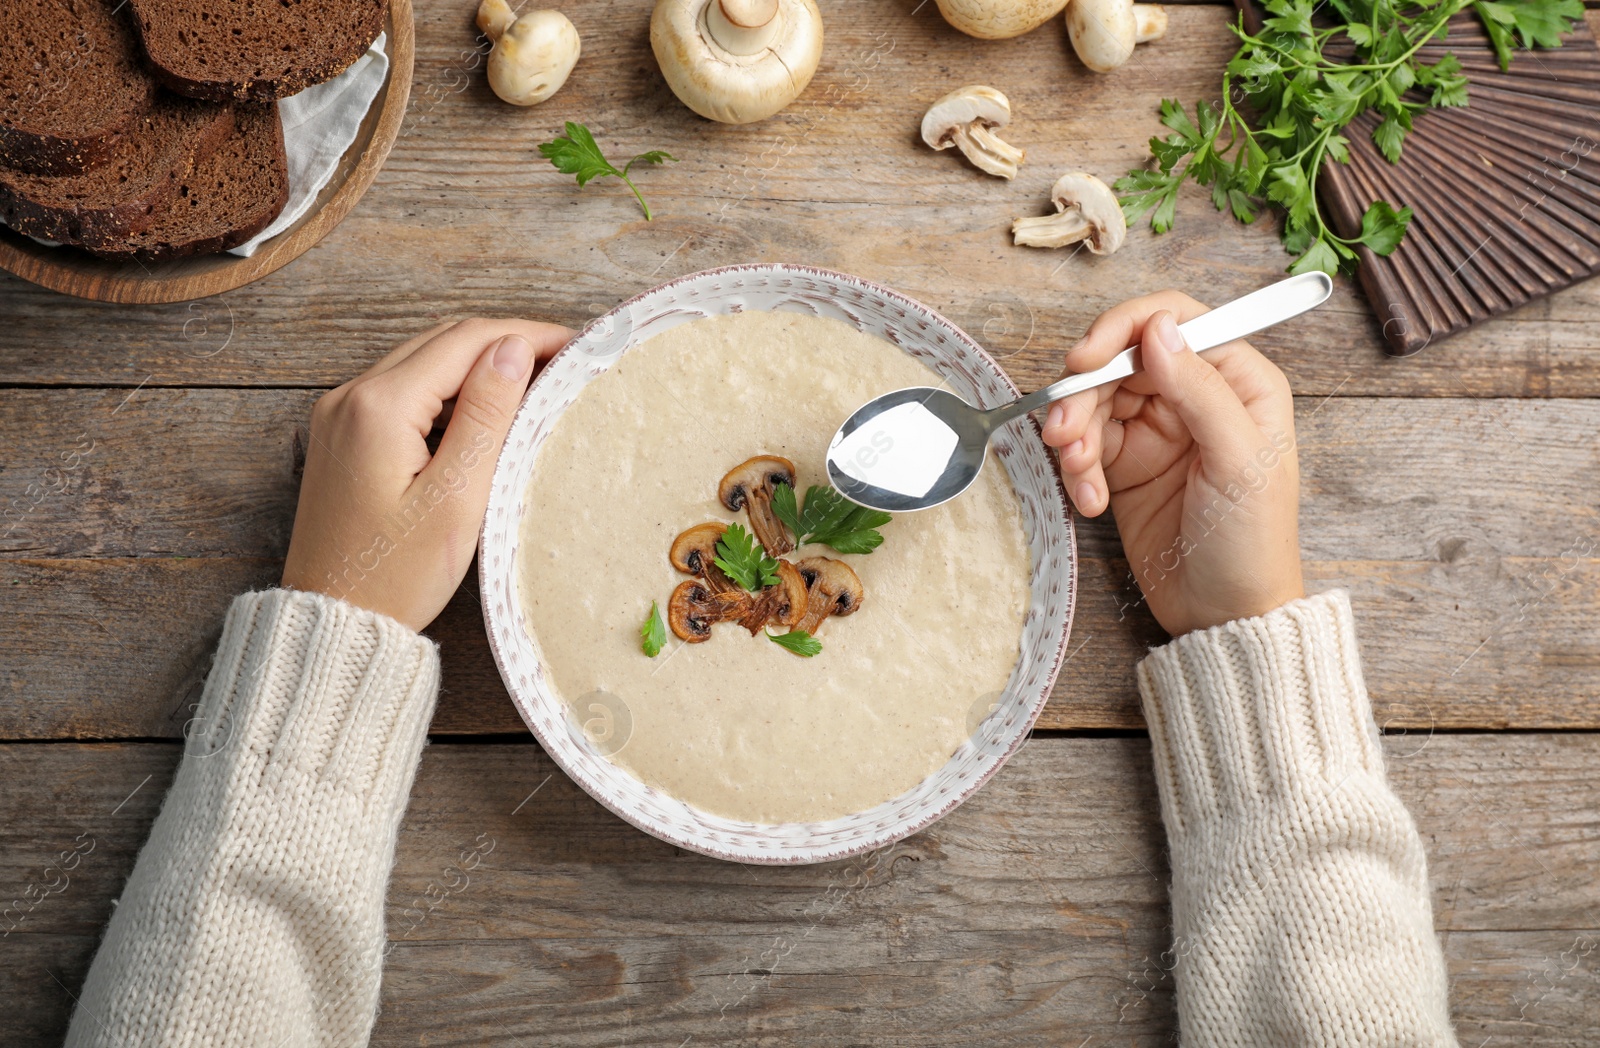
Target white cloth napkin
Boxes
[229,33,389,256]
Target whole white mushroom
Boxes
[935,0,1069,39]
[651,0,824,124]
[486,9,581,106]
[1065,0,1167,73]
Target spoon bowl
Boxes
[827,387,994,512]
[827,272,1334,512]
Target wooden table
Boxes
[3,1,1596,1043]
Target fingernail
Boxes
[1046,402,1065,430]
[1064,439,1084,460]
[1074,482,1097,511]
[493,336,533,379]
[1154,312,1186,354]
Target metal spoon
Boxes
[826,272,1334,512]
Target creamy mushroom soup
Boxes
[516,310,1032,824]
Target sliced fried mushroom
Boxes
[1011,172,1127,255]
[737,558,808,634]
[793,557,864,635]
[669,522,733,592]
[667,579,751,642]
[921,86,1025,180]
[718,455,797,555]
[1066,0,1167,73]
[934,0,1069,39]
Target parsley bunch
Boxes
[1117,0,1583,275]
[772,484,892,555]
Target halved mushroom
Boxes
[1066,0,1167,74]
[934,0,1069,39]
[650,0,825,124]
[793,557,864,635]
[668,579,752,642]
[921,86,1025,180]
[670,522,733,592]
[719,455,797,555]
[1011,172,1127,255]
[736,558,808,634]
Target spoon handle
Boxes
[992,272,1334,427]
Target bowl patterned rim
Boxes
[478,263,1077,864]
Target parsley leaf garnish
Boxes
[640,601,667,657]
[713,523,782,592]
[768,629,822,657]
[1117,0,1582,275]
[537,121,677,221]
[772,483,892,555]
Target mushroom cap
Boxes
[667,579,749,642]
[1052,171,1127,254]
[487,10,581,106]
[669,522,729,577]
[1065,0,1137,73]
[935,0,1069,39]
[650,0,824,124]
[920,85,1013,151]
[718,455,796,512]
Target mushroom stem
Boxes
[952,123,1026,180]
[1010,211,1092,248]
[1134,4,1167,42]
[706,0,781,54]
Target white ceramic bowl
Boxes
[479,264,1076,864]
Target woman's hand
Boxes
[282,319,572,631]
[1041,292,1303,636]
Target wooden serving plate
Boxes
[0,0,414,305]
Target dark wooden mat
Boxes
[1236,5,1600,355]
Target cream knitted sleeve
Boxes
[1136,589,1457,1047]
[65,588,441,1048]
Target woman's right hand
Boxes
[1040,292,1305,637]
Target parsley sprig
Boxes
[537,121,677,221]
[772,483,892,555]
[713,523,782,592]
[1116,0,1582,275]
[640,601,667,658]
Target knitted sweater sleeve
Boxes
[65,588,441,1048]
[1136,589,1457,1047]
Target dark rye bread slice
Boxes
[0,94,234,250]
[129,0,388,102]
[0,0,157,174]
[90,103,288,261]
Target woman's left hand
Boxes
[281,319,572,631]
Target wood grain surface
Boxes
[0,0,415,304]
[0,6,1599,394]
[1,0,1596,1043]
[2,736,1596,1046]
